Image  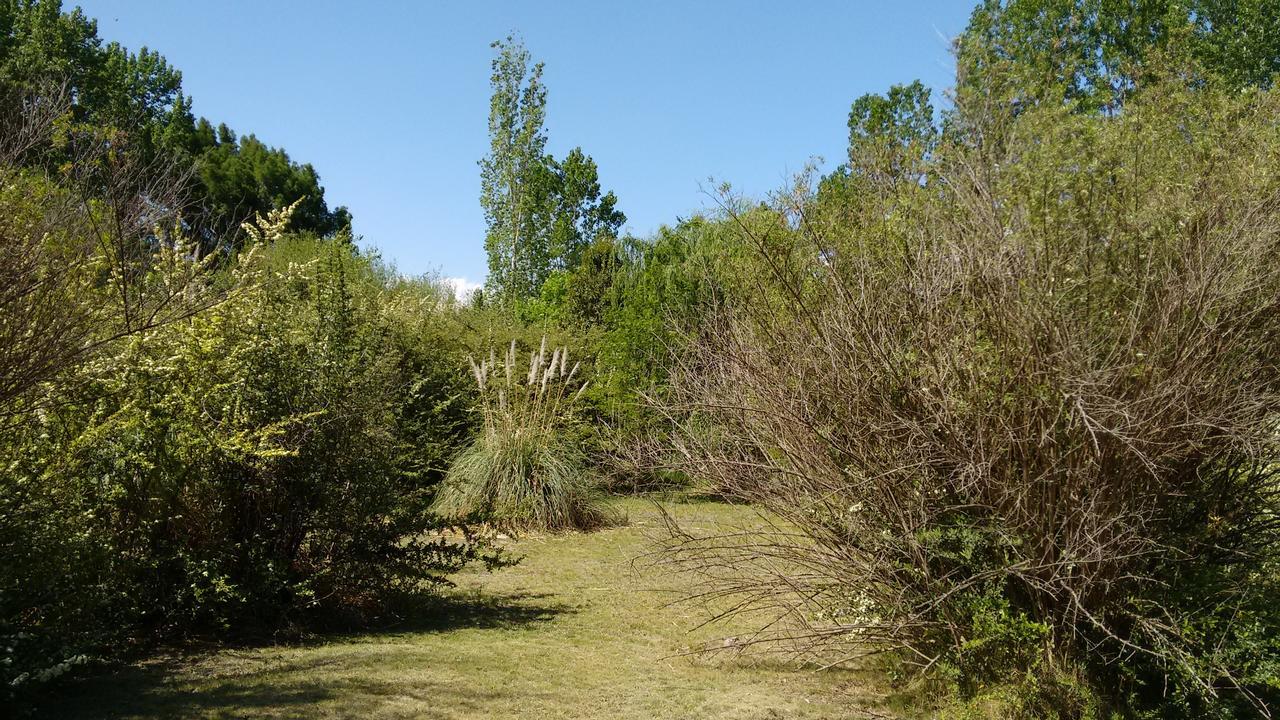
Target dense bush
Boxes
[659,76,1280,717]
[0,225,506,699]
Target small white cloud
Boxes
[443,276,482,301]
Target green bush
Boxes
[0,234,505,700]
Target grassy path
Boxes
[39,498,888,719]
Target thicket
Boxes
[0,143,505,701]
[658,69,1280,718]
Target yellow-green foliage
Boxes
[0,234,505,701]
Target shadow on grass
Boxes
[36,659,338,720]
[382,587,577,635]
[35,659,514,720]
[32,589,574,720]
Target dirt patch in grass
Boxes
[36,497,899,719]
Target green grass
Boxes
[36,497,896,719]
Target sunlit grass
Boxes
[38,497,898,719]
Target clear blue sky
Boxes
[72,0,974,286]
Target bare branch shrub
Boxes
[0,86,223,414]
[657,79,1280,715]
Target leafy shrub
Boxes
[659,76,1280,717]
[433,338,617,531]
[0,232,505,701]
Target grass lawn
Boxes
[36,497,896,719]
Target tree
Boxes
[480,36,550,306]
[561,235,623,326]
[0,0,103,106]
[816,80,936,223]
[479,38,625,307]
[955,0,1280,115]
[0,0,350,248]
[846,80,936,187]
[192,130,351,248]
[550,148,625,271]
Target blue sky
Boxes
[73,1,974,287]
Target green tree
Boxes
[550,148,625,271]
[0,0,350,247]
[563,235,623,326]
[479,38,625,307]
[847,81,934,179]
[956,0,1280,115]
[816,80,936,227]
[1,0,107,109]
[192,128,351,247]
[480,36,551,306]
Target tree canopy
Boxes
[0,0,350,247]
[480,37,624,307]
[956,0,1280,114]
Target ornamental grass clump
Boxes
[434,338,616,531]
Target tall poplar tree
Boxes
[479,36,550,306]
[479,38,625,307]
